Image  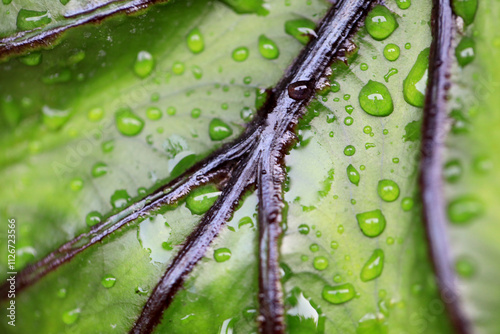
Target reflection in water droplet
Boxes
[359,81,394,117]
[347,164,360,186]
[86,211,102,227]
[17,9,52,30]
[186,185,220,215]
[313,256,329,271]
[360,249,385,282]
[62,308,80,325]
[322,283,356,304]
[115,108,144,136]
[101,274,117,288]
[259,34,280,59]
[365,5,398,41]
[377,179,400,202]
[214,248,232,262]
[186,28,205,54]
[356,210,386,237]
[110,189,131,209]
[285,18,317,45]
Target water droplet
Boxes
[347,164,360,186]
[344,145,356,156]
[331,81,340,92]
[288,81,311,100]
[57,288,67,298]
[19,52,42,66]
[91,162,108,178]
[221,0,269,15]
[313,256,329,271]
[331,241,339,249]
[365,5,398,41]
[403,48,430,107]
[115,108,144,136]
[322,283,356,304]
[473,156,492,174]
[172,61,185,75]
[135,286,149,295]
[232,47,249,62]
[42,106,71,131]
[214,248,231,262]
[191,108,201,119]
[101,274,116,288]
[377,179,400,202]
[383,68,398,83]
[167,106,176,116]
[186,28,204,54]
[344,117,354,126]
[70,177,83,191]
[448,195,484,224]
[186,185,220,215]
[298,224,310,234]
[405,43,412,50]
[455,257,476,278]
[359,80,393,117]
[401,197,414,211]
[285,18,316,44]
[455,37,475,67]
[17,9,51,31]
[134,51,154,78]
[360,249,384,282]
[452,0,477,25]
[146,107,162,120]
[444,159,462,183]
[259,35,280,59]
[62,308,80,325]
[110,189,131,209]
[356,210,386,237]
[102,140,114,153]
[240,107,255,122]
[309,244,319,252]
[356,313,388,334]
[87,107,104,122]
[360,63,369,71]
[209,118,233,141]
[86,211,102,227]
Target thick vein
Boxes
[420,0,472,333]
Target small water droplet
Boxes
[186,28,204,54]
[146,107,162,120]
[298,224,310,234]
[322,283,356,304]
[285,18,316,45]
[360,249,385,282]
[134,51,154,78]
[214,248,232,262]
[313,256,329,271]
[209,118,233,141]
[448,195,484,224]
[377,179,400,202]
[288,81,311,100]
[186,185,220,215]
[86,211,102,227]
[344,145,356,156]
[455,37,475,67]
[401,197,414,211]
[357,313,388,334]
[357,210,386,237]
[455,257,476,278]
[365,5,398,41]
[452,0,477,25]
[232,47,249,62]
[359,80,394,117]
[110,189,131,209]
[259,35,280,59]
[347,164,360,186]
[115,108,144,136]
[91,162,108,178]
[101,274,116,288]
[404,48,429,107]
[172,61,185,75]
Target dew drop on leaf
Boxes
[214,248,231,262]
[455,37,476,67]
[313,256,329,271]
[383,43,400,61]
[455,257,476,278]
[101,274,117,288]
[186,28,205,54]
[232,47,249,62]
[209,118,233,141]
[360,249,385,282]
[62,308,80,325]
[356,313,388,334]
[258,34,280,59]
[134,51,154,78]
[87,107,104,122]
[448,195,484,224]
[365,5,398,41]
[344,145,356,156]
[115,108,144,136]
[85,211,102,227]
[452,0,478,25]
[403,48,430,107]
[284,18,316,45]
[356,210,386,237]
[347,164,360,186]
[377,179,400,202]
[322,283,356,304]
[70,177,83,192]
[16,9,52,31]
[91,162,108,178]
[110,189,131,209]
[146,107,162,120]
[186,185,220,215]
[288,81,311,100]
[358,80,394,117]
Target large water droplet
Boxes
[214,248,231,262]
[110,189,131,209]
[383,44,400,61]
[377,179,400,202]
[403,48,430,107]
[288,81,311,100]
[356,210,386,237]
[285,19,316,45]
[134,51,154,78]
[17,9,52,31]
[347,164,360,186]
[322,283,356,304]
[115,108,144,136]
[448,195,484,224]
[101,274,116,288]
[186,185,220,215]
[209,118,233,141]
[186,28,204,54]
[455,37,475,67]
[358,81,393,117]
[452,0,477,25]
[259,35,280,59]
[365,5,398,41]
[219,0,269,15]
[360,249,385,282]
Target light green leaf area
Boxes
[0,0,328,332]
[281,1,452,333]
[444,0,500,332]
